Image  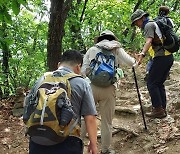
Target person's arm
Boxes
[137,37,152,65]
[116,48,137,67]
[84,115,98,154]
[81,53,90,76]
[81,47,99,77]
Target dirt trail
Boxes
[0,61,180,154]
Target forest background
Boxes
[0,0,179,97]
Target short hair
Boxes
[60,50,83,66]
[159,6,170,16]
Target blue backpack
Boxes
[88,47,117,87]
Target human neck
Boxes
[58,63,73,71]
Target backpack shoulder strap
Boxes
[63,72,82,80]
[53,72,82,97]
[33,72,52,97]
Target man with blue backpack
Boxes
[81,30,137,154]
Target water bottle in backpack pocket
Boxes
[23,72,81,146]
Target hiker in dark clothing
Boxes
[158,6,174,27]
[131,9,174,119]
[144,6,174,81]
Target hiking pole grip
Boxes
[132,67,147,130]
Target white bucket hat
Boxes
[94,30,118,43]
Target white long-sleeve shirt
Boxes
[81,40,136,76]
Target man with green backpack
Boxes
[23,50,98,154]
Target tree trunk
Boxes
[1,22,10,97]
[130,0,143,42]
[47,0,72,71]
[68,0,87,54]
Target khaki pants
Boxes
[91,84,116,152]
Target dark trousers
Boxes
[29,136,83,154]
[147,55,174,109]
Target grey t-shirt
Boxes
[144,22,165,57]
[66,69,97,117]
[55,67,97,121]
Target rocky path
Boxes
[0,62,180,154]
[109,61,180,154]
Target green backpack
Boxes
[23,71,81,145]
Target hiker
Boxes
[131,9,174,118]
[158,6,174,27]
[81,30,137,154]
[24,50,98,154]
[144,6,174,81]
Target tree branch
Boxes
[172,0,179,11]
[145,0,155,11]
[80,0,88,22]
[133,0,143,12]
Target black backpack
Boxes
[154,16,179,53]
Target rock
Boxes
[156,146,169,154]
[163,115,175,123]
[142,103,152,112]
[16,87,24,95]
[12,108,24,117]
[115,106,137,116]
[14,103,23,109]
[132,104,140,112]
[12,140,20,148]
[143,136,155,151]
[174,114,180,120]
[116,99,127,105]
[13,90,25,116]
[153,143,161,148]
[14,96,24,104]
[153,118,161,124]
[130,100,138,105]
[144,136,154,142]
[174,133,180,137]
[143,142,154,151]
[174,98,180,110]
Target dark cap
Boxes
[131,9,149,26]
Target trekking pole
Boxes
[132,66,147,130]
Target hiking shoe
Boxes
[101,149,116,154]
[146,107,167,119]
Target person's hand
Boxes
[135,53,144,65]
[88,141,98,154]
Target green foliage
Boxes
[0,1,48,96]
[0,0,179,97]
[0,0,27,23]
[63,0,179,52]
[12,0,21,15]
[7,11,48,91]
